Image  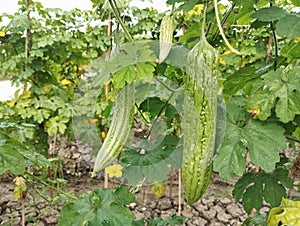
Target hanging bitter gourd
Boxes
[156,14,177,64]
[181,24,219,205]
[93,83,135,173]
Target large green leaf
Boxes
[233,168,293,213]
[92,41,156,88]
[223,66,260,96]
[214,97,286,180]
[247,67,300,123]
[251,6,287,22]
[113,62,155,89]
[121,134,182,184]
[58,186,135,226]
[277,14,300,40]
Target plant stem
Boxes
[154,76,182,92]
[269,0,278,70]
[108,0,133,41]
[213,0,242,55]
[265,34,273,63]
[287,136,300,144]
[270,22,278,70]
[211,2,236,44]
[25,173,77,200]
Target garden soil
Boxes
[0,138,276,226]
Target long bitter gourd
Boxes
[156,14,177,64]
[182,23,219,205]
[93,84,135,173]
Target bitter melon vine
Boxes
[181,22,219,205]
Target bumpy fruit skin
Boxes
[157,15,177,64]
[93,84,135,173]
[182,33,219,205]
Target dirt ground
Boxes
[0,171,252,226]
[2,138,298,225]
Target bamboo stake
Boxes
[178,169,182,215]
[104,12,113,189]
[24,0,32,91]
[169,168,173,198]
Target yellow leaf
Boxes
[0,31,5,37]
[61,79,72,86]
[13,177,27,200]
[105,164,123,178]
[268,198,300,226]
[151,181,166,198]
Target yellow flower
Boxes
[61,79,72,86]
[105,164,123,178]
[187,4,204,16]
[0,31,5,37]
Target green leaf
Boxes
[233,169,293,213]
[113,62,155,89]
[291,0,300,6]
[242,212,268,226]
[213,138,246,180]
[93,41,156,88]
[281,41,300,62]
[263,177,286,207]
[139,97,165,118]
[0,133,26,175]
[58,187,135,226]
[274,168,294,189]
[36,36,54,48]
[165,46,189,68]
[247,67,300,123]
[147,213,186,226]
[121,135,182,184]
[277,14,300,40]
[223,66,260,96]
[21,150,51,167]
[251,6,287,22]
[45,116,69,136]
[7,15,31,31]
[242,183,263,213]
[214,97,286,180]
[166,0,196,13]
[244,119,285,172]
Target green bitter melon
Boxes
[181,22,219,205]
[93,83,135,173]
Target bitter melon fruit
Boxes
[181,23,219,205]
[156,14,177,64]
[93,83,135,173]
